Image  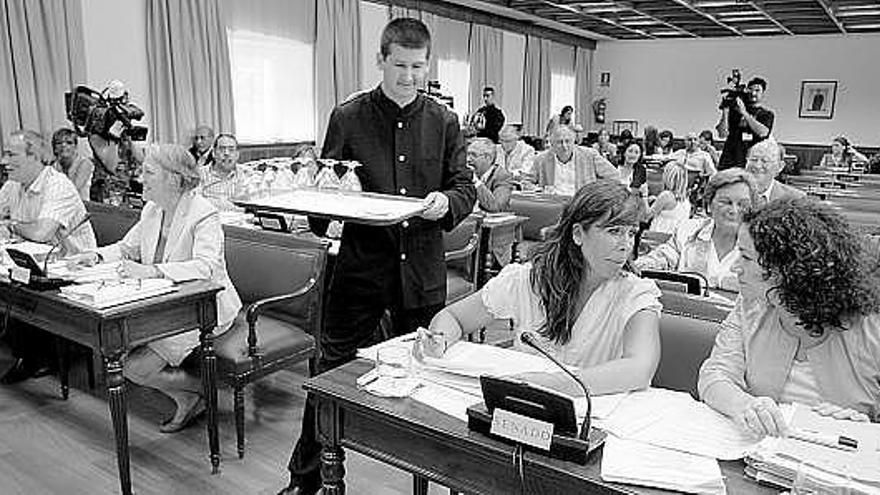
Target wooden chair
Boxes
[215,226,329,458]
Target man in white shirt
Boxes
[0,130,97,385]
[199,133,241,211]
[532,126,619,195]
[495,125,535,180]
[669,132,716,177]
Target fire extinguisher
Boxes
[593,98,607,124]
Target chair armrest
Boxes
[445,231,480,261]
[245,276,319,357]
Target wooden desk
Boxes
[478,214,527,288]
[306,360,775,495]
[0,279,222,495]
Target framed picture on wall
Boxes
[798,80,837,119]
[612,120,638,136]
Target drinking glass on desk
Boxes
[376,345,411,380]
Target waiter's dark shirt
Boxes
[320,86,475,308]
[719,106,774,170]
[474,104,506,143]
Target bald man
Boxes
[188,125,215,168]
[532,126,619,195]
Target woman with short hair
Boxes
[72,144,242,433]
[699,198,880,435]
[634,168,757,291]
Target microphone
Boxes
[42,213,92,277]
[520,331,593,444]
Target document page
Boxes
[601,436,726,495]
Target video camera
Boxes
[65,81,148,142]
[718,68,751,111]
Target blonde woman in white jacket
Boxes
[73,144,242,433]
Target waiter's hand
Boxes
[421,192,449,220]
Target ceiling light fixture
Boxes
[740,27,781,33]
[693,1,741,8]
[847,22,880,29]
[836,10,880,17]
[619,19,660,25]
[651,30,686,35]
[723,16,768,22]
[715,10,763,17]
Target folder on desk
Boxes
[59,278,176,308]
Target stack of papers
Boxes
[744,404,880,493]
[598,389,761,494]
[601,436,726,494]
[59,278,176,308]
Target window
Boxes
[550,72,576,121]
[437,58,470,123]
[228,30,314,143]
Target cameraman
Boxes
[716,76,774,170]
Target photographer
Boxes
[716,75,774,170]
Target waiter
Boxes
[278,17,475,495]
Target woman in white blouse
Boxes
[634,168,757,291]
[422,180,662,395]
[647,161,691,234]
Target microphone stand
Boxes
[41,213,92,278]
[520,332,593,444]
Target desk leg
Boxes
[106,357,132,495]
[200,329,221,474]
[318,400,345,494]
[320,446,346,494]
[482,248,494,288]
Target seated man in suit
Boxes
[468,137,513,213]
[0,130,97,384]
[532,126,619,196]
[744,138,804,206]
[188,125,215,168]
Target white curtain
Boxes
[467,23,504,112]
[146,0,235,143]
[315,0,361,148]
[522,35,551,137]
[574,46,593,133]
[0,0,85,148]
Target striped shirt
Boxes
[199,165,240,211]
[0,166,97,253]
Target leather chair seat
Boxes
[446,270,474,304]
[652,312,720,397]
[215,312,315,375]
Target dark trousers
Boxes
[285,270,442,488]
[2,321,55,365]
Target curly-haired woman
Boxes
[422,180,662,395]
[699,198,880,436]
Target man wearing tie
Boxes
[0,130,97,384]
